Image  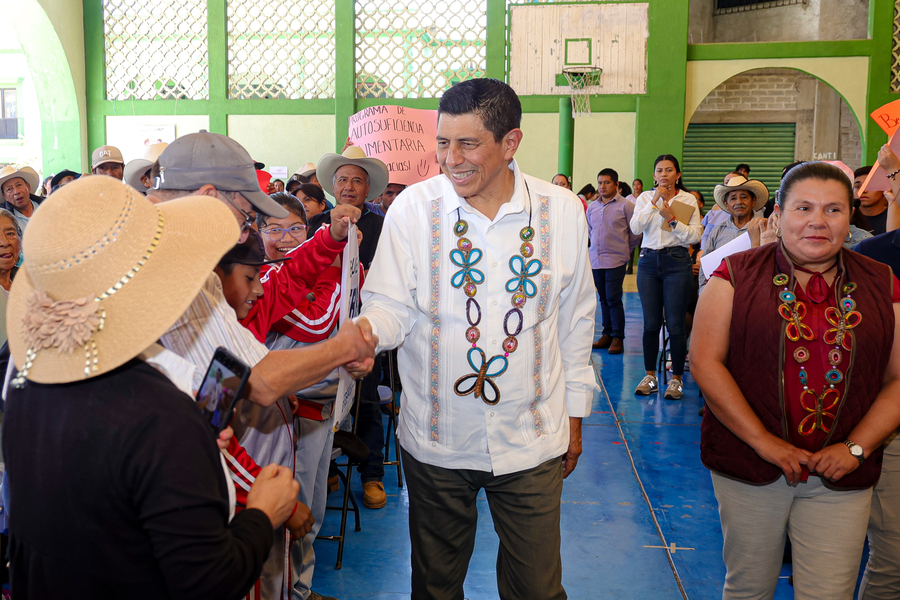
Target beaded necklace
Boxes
[774,265,862,436]
[451,182,542,405]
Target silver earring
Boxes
[845,231,852,242]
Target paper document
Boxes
[660,200,695,232]
[333,224,360,431]
[699,232,752,280]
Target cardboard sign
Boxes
[333,224,360,431]
[348,105,439,186]
[871,99,900,137]
[859,128,900,195]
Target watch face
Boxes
[851,445,864,457]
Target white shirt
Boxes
[629,189,702,249]
[359,160,598,475]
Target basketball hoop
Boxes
[563,66,602,117]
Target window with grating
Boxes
[103,0,209,100]
[893,0,900,92]
[355,0,486,99]
[227,0,336,100]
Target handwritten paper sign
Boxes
[333,224,360,431]
[348,105,439,186]
[871,99,900,137]
[859,128,900,195]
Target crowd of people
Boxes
[1,75,900,600]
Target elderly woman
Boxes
[692,162,900,600]
[0,209,21,293]
[630,154,702,400]
[697,176,768,294]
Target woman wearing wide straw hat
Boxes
[2,176,300,599]
[692,162,900,599]
[697,175,769,294]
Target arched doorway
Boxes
[5,0,82,174]
[683,67,862,204]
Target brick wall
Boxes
[840,102,863,169]
[694,69,808,113]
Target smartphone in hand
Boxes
[196,347,251,432]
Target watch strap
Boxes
[844,440,865,465]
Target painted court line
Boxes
[592,358,691,600]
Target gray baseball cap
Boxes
[152,131,287,218]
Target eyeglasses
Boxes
[222,193,255,232]
[262,225,307,241]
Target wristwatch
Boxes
[668,218,678,229]
[844,440,865,465]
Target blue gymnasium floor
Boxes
[312,292,800,600]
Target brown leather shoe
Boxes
[592,334,612,350]
[363,481,386,509]
[607,338,624,354]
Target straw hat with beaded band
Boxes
[7,176,239,385]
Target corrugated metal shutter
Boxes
[682,123,796,212]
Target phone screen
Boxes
[196,358,243,431]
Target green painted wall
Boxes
[227,115,335,176]
[62,0,900,179]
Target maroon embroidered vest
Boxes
[700,244,895,490]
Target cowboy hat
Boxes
[7,176,238,384]
[295,162,317,178]
[316,146,389,202]
[124,143,169,192]
[50,170,81,190]
[0,166,39,193]
[713,176,769,213]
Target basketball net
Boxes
[563,67,602,117]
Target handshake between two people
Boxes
[336,317,378,380]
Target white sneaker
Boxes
[634,375,658,395]
[664,379,683,400]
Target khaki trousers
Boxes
[711,471,872,600]
[859,434,900,600]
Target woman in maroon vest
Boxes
[691,162,900,599]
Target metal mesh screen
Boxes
[893,0,900,92]
[355,0,486,99]
[227,0,336,99]
[103,0,209,100]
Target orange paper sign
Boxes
[348,105,439,186]
[858,128,900,195]
[871,99,900,137]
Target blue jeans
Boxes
[592,265,627,339]
[637,247,694,376]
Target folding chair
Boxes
[316,383,362,570]
[381,350,402,488]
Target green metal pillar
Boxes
[334,0,356,152]
[558,97,574,178]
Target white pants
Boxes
[290,412,335,600]
[711,471,872,600]
[859,434,900,599]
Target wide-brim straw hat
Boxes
[295,162,317,178]
[0,166,39,193]
[316,146,389,202]
[7,175,239,384]
[124,143,168,192]
[713,176,769,213]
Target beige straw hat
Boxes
[713,176,770,213]
[316,146,389,201]
[7,176,239,384]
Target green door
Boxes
[682,123,796,212]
